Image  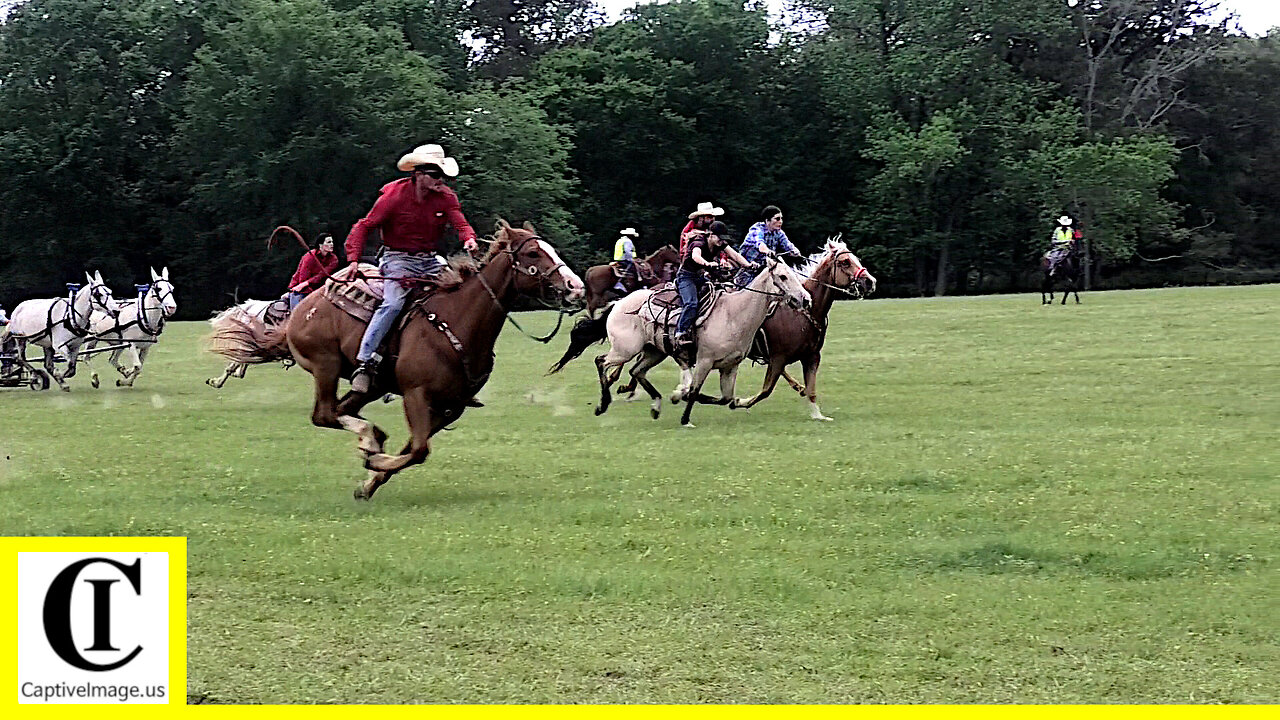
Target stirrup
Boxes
[351,360,378,394]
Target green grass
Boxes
[2,285,1277,703]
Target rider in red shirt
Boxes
[286,234,342,309]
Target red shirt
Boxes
[289,250,341,293]
[345,178,477,261]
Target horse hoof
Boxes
[813,415,834,422]
[594,405,606,416]
[90,377,99,389]
[650,408,660,420]
[681,422,696,429]
[353,487,369,501]
[59,385,71,393]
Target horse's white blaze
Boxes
[536,239,585,300]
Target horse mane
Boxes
[799,238,852,279]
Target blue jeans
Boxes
[674,269,705,336]
[357,251,446,362]
[286,291,306,310]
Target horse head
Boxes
[150,266,179,317]
[761,255,811,310]
[84,270,121,318]
[492,219,585,308]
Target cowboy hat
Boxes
[397,144,459,177]
[619,227,639,237]
[688,202,725,219]
[1057,215,1073,225]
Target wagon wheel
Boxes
[29,370,49,391]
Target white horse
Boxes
[86,267,178,388]
[205,296,291,388]
[594,256,811,427]
[2,271,121,391]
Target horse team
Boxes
[1,268,177,391]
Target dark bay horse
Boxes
[583,245,680,317]
[1041,248,1082,305]
[210,221,584,499]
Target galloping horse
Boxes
[2,272,120,391]
[86,267,178,388]
[210,220,584,499]
[1041,248,1082,305]
[551,255,810,427]
[583,245,680,317]
[205,296,292,388]
[730,239,876,420]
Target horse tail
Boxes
[547,306,612,374]
[206,311,292,365]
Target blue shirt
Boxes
[736,222,799,284]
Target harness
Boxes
[18,285,100,346]
[100,284,174,342]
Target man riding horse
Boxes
[346,143,480,394]
[1045,215,1078,275]
[610,227,645,294]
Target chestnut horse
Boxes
[730,238,876,420]
[582,245,680,317]
[211,221,584,499]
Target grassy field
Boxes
[1,285,1276,703]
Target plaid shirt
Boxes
[738,222,799,263]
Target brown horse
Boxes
[211,221,584,499]
[729,238,876,420]
[583,244,680,317]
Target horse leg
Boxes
[801,354,832,421]
[781,369,804,395]
[363,387,433,477]
[627,347,666,419]
[594,353,626,416]
[732,359,786,410]
[707,364,740,405]
[616,356,643,400]
[89,346,101,389]
[679,361,715,427]
[44,344,71,392]
[234,363,247,379]
[206,361,235,388]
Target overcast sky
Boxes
[597,0,1280,37]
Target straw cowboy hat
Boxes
[688,202,725,219]
[1057,215,1073,226]
[397,144,459,177]
[619,228,639,237]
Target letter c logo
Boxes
[42,558,143,671]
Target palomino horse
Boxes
[2,272,120,391]
[1041,248,1082,305]
[86,267,178,388]
[205,296,292,388]
[210,221,584,499]
[730,239,876,420]
[550,255,810,427]
[583,245,680,317]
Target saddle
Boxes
[321,263,385,323]
[636,281,726,335]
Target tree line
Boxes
[1,0,1277,317]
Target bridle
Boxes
[474,233,578,343]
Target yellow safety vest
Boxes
[1052,227,1073,248]
[614,237,633,261]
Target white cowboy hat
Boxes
[1057,215,1073,225]
[688,202,725,219]
[619,228,639,237]
[397,144,459,177]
